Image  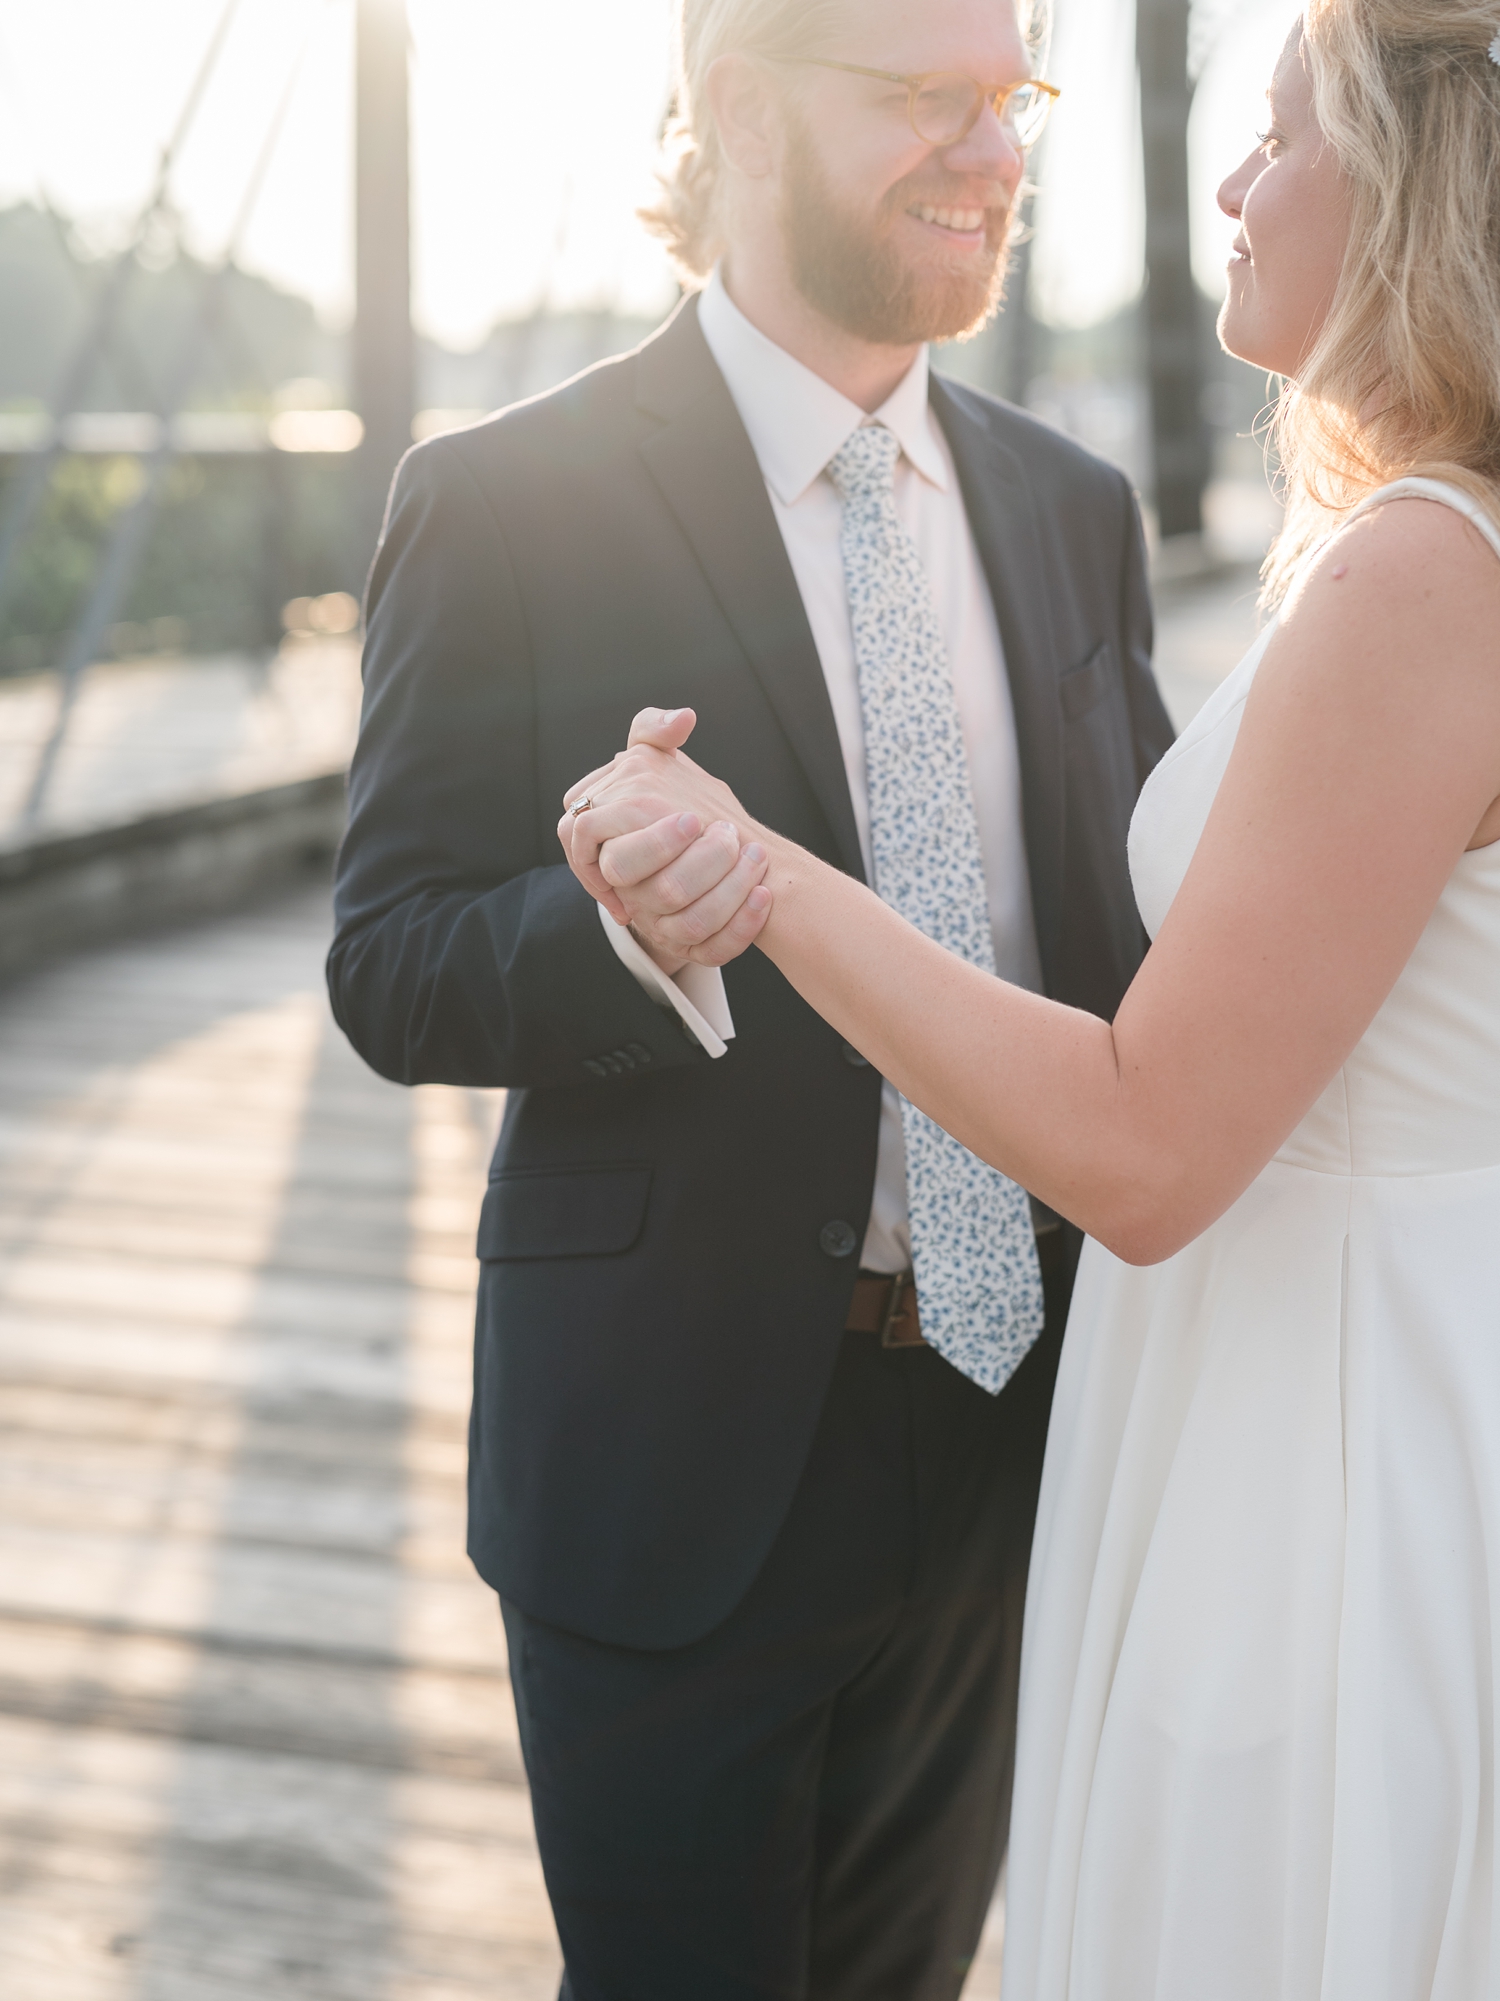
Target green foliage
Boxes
[0,202,340,413]
[0,454,360,676]
[0,201,667,676]
[0,201,360,675]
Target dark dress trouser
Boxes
[501,1229,1080,2001]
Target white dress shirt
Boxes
[604,266,1042,1271]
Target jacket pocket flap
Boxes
[478,1164,652,1261]
[1060,641,1112,723]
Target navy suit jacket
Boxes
[328,296,1174,1649]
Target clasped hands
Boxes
[557,707,774,975]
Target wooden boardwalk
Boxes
[0,890,561,2000]
[0,887,1007,1999]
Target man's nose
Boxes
[939,103,1025,190]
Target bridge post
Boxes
[353,0,414,575]
[1137,0,1211,541]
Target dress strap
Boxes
[1345,476,1500,564]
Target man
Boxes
[328,0,1172,1993]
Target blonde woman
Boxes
[562,0,1500,1988]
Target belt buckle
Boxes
[879,1271,922,1348]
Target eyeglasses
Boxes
[778,60,1060,149]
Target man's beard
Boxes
[780,115,1015,347]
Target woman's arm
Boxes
[563,501,1500,1264]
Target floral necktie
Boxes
[826,423,1044,1393]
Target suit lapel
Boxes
[634,301,865,881]
[931,377,1065,986]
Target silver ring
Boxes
[569,794,595,818]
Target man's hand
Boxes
[558,707,774,968]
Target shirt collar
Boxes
[696,264,949,506]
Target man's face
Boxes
[776,0,1033,346]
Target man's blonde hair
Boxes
[639,0,1050,285]
[1266,0,1500,595]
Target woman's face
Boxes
[1217,28,1351,376]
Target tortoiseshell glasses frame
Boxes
[776,59,1060,148]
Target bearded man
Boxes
[329,0,1172,1993]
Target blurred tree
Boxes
[0,205,340,414]
[0,177,679,678]
[0,453,355,675]
[0,203,354,673]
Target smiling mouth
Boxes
[1229,237,1251,264]
[906,204,988,235]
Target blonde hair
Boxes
[640,0,1051,285]
[1265,0,1500,598]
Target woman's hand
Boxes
[563,502,1500,1267]
[557,707,775,968]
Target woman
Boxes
[560,0,1500,1989]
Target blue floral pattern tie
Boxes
[826,424,1044,1394]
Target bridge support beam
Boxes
[1138,0,1212,541]
[353,0,415,573]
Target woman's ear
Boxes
[704,53,780,178]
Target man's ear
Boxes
[704,53,781,179]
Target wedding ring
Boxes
[569,795,595,818]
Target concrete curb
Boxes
[0,772,347,985]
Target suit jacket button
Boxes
[840,1040,869,1068]
[819,1220,858,1259]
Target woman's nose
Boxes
[1217,161,1250,219]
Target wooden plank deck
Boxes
[0,888,1005,1999]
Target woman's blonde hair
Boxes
[640,0,1051,285]
[1265,0,1500,597]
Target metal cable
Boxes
[0,0,246,609]
[20,6,330,828]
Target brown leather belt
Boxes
[846,1230,1065,1350]
[845,1271,926,1346]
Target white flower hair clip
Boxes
[1490,28,1500,64]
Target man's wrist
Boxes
[595,899,735,1059]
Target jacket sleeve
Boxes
[326,435,710,1090]
[1115,470,1177,786]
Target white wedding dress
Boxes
[1002,478,1500,2001]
